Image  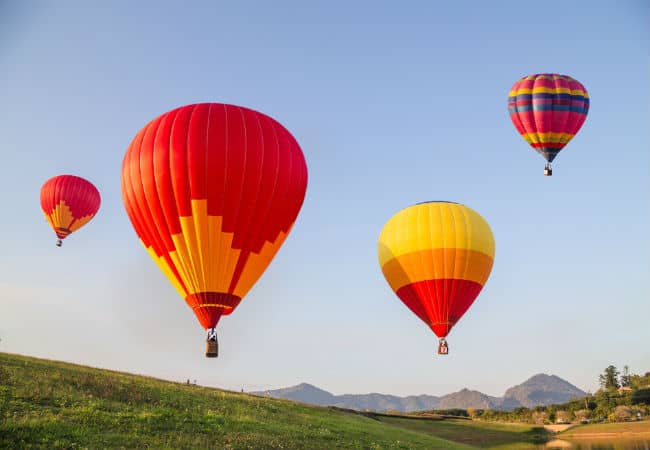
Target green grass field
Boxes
[0,352,551,449]
[377,417,549,449]
[558,420,650,437]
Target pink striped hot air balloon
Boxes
[508,73,589,176]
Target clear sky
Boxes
[1,1,648,397]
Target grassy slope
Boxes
[376,417,550,449]
[558,420,650,437]
[0,352,559,449]
[0,352,476,449]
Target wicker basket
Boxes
[206,340,219,358]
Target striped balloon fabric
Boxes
[378,201,495,341]
[508,73,589,164]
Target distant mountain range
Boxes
[251,374,586,413]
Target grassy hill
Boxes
[558,420,650,437]
[0,352,549,449]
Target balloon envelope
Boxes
[121,103,308,331]
[40,175,101,244]
[508,73,589,163]
[378,201,495,338]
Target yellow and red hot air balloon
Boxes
[508,73,589,176]
[121,103,308,357]
[378,201,495,355]
[40,175,101,247]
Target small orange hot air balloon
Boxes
[121,103,308,357]
[40,175,101,247]
[378,201,495,355]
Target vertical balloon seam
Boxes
[191,104,211,297]
[166,106,193,296]
[151,111,186,298]
[526,78,542,156]
[441,209,449,328]
[439,203,449,330]
[185,105,204,294]
[150,108,191,298]
[567,77,589,147]
[216,105,236,297]
[181,104,205,296]
[458,206,474,326]
[72,178,99,233]
[521,77,544,158]
[425,205,437,329]
[239,114,295,297]
[155,111,181,259]
[142,117,178,284]
[229,106,264,296]
[548,74,567,154]
[537,76,551,153]
[447,204,457,329]
[46,178,57,233]
[563,78,579,137]
[263,115,294,292]
[431,204,443,330]
[190,104,209,293]
[203,104,213,300]
[544,75,565,162]
[243,113,280,257]
[125,130,157,261]
[210,104,226,300]
[57,177,65,231]
[67,177,78,231]
[216,107,239,294]
[136,118,182,293]
[130,124,158,257]
[234,111,276,296]
[556,77,575,160]
[81,180,99,230]
[508,84,528,148]
[226,106,250,296]
[53,176,64,234]
[181,104,203,296]
[422,206,439,329]
[132,120,161,256]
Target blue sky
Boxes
[1,1,648,397]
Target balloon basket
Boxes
[206,340,218,358]
[437,339,449,355]
[544,164,552,176]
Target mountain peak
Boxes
[253,383,335,405]
[504,374,586,408]
[252,374,587,413]
[294,382,320,390]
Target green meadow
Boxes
[0,352,555,449]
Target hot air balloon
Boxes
[378,201,495,355]
[40,175,101,247]
[121,103,308,357]
[508,73,589,176]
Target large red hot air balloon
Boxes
[508,73,589,175]
[121,103,308,357]
[40,175,101,247]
